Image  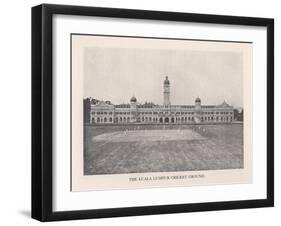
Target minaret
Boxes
[163,76,171,106]
[130,96,137,111]
[194,97,202,123]
[130,96,137,122]
[195,97,201,110]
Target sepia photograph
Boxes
[82,36,245,174]
[71,34,252,191]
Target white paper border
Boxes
[53,14,267,211]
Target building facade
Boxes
[88,77,235,124]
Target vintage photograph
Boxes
[82,36,246,176]
[70,34,252,191]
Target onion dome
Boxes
[195,97,201,103]
[130,96,137,102]
[164,76,170,85]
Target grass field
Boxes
[83,124,243,175]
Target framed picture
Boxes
[32,4,274,221]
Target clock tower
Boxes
[163,76,171,106]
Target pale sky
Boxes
[83,47,244,107]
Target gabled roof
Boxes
[217,101,231,108]
[94,100,113,108]
[96,101,106,106]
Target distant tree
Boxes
[234,108,243,121]
[239,109,244,121]
[234,109,239,120]
[83,98,91,123]
[91,98,99,105]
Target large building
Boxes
[87,76,235,124]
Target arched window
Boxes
[109,117,112,122]
[104,117,107,123]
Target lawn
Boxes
[83,124,243,175]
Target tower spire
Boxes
[163,76,170,106]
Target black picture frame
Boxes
[32,3,274,222]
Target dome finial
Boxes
[130,96,137,102]
[164,76,170,85]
